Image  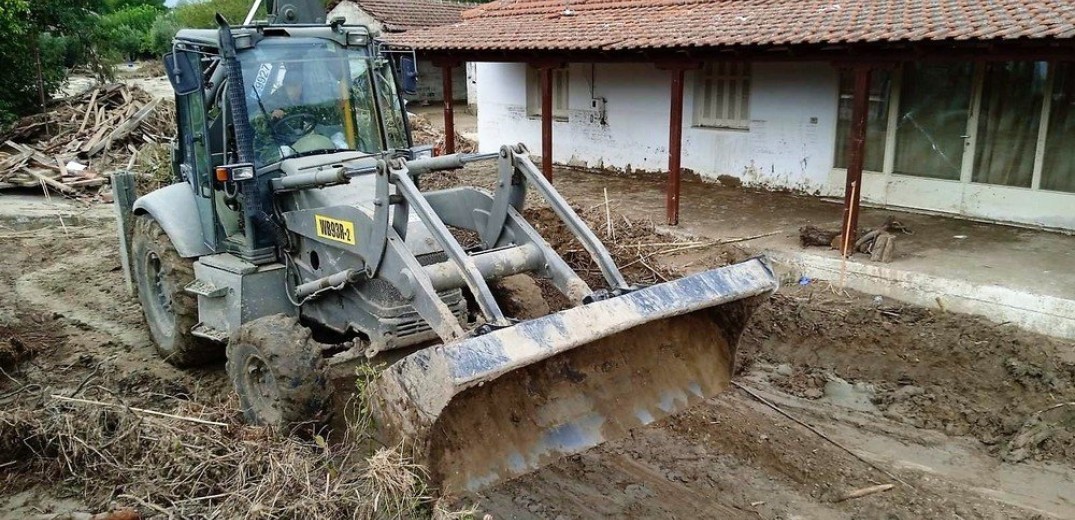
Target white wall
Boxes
[476,61,841,195]
[328,2,385,33]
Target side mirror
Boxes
[400,56,418,96]
[164,52,201,96]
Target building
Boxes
[327,0,471,104]
[397,0,1075,234]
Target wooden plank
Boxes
[78,88,99,133]
[85,98,159,157]
[65,177,106,188]
[24,167,78,195]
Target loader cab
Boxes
[239,36,411,166]
[167,26,414,259]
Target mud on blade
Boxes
[370,258,778,493]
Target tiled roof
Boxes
[328,0,471,31]
[395,0,1075,51]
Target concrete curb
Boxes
[766,249,1075,342]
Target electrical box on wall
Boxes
[589,97,607,125]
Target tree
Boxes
[174,0,267,28]
[0,0,113,127]
[100,3,164,59]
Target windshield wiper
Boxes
[287,149,357,160]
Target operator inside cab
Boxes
[241,37,405,165]
[266,65,308,120]
[258,62,351,156]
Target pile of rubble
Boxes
[0,83,174,200]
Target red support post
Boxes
[441,65,455,155]
[841,66,871,256]
[666,67,686,226]
[541,66,554,182]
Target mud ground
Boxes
[1,192,1073,519]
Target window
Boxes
[526,66,569,121]
[834,69,891,172]
[694,62,750,129]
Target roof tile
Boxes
[395,0,1075,51]
[330,0,471,32]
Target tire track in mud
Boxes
[14,242,150,350]
[475,389,1068,519]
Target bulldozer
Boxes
[114,0,778,493]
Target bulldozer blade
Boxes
[370,257,778,493]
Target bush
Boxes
[146,11,180,57]
[100,4,163,59]
[174,0,267,28]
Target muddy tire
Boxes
[131,214,220,367]
[226,314,327,433]
[490,274,550,320]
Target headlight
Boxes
[231,165,255,181]
[215,163,256,182]
[347,31,369,47]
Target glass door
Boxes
[972,62,1047,188]
[1041,62,1075,194]
[892,62,974,181]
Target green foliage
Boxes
[146,11,181,56]
[351,362,383,436]
[100,4,162,58]
[105,0,166,10]
[174,0,266,29]
[0,0,99,128]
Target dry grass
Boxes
[0,389,455,519]
[131,141,174,196]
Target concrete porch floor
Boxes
[533,167,1075,341]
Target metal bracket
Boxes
[510,144,632,292]
[390,160,510,327]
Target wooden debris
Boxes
[408,111,477,154]
[799,225,839,247]
[836,483,895,502]
[802,217,910,263]
[854,217,911,263]
[0,83,174,200]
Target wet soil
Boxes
[1,197,1073,518]
[743,287,1075,465]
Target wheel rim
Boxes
[143,251,176,333]
[243,353,282,425]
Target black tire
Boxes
[490,274,551,320]
[131,214,220,367]
[226,314,327,433]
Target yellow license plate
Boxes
[315,215,356,245]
